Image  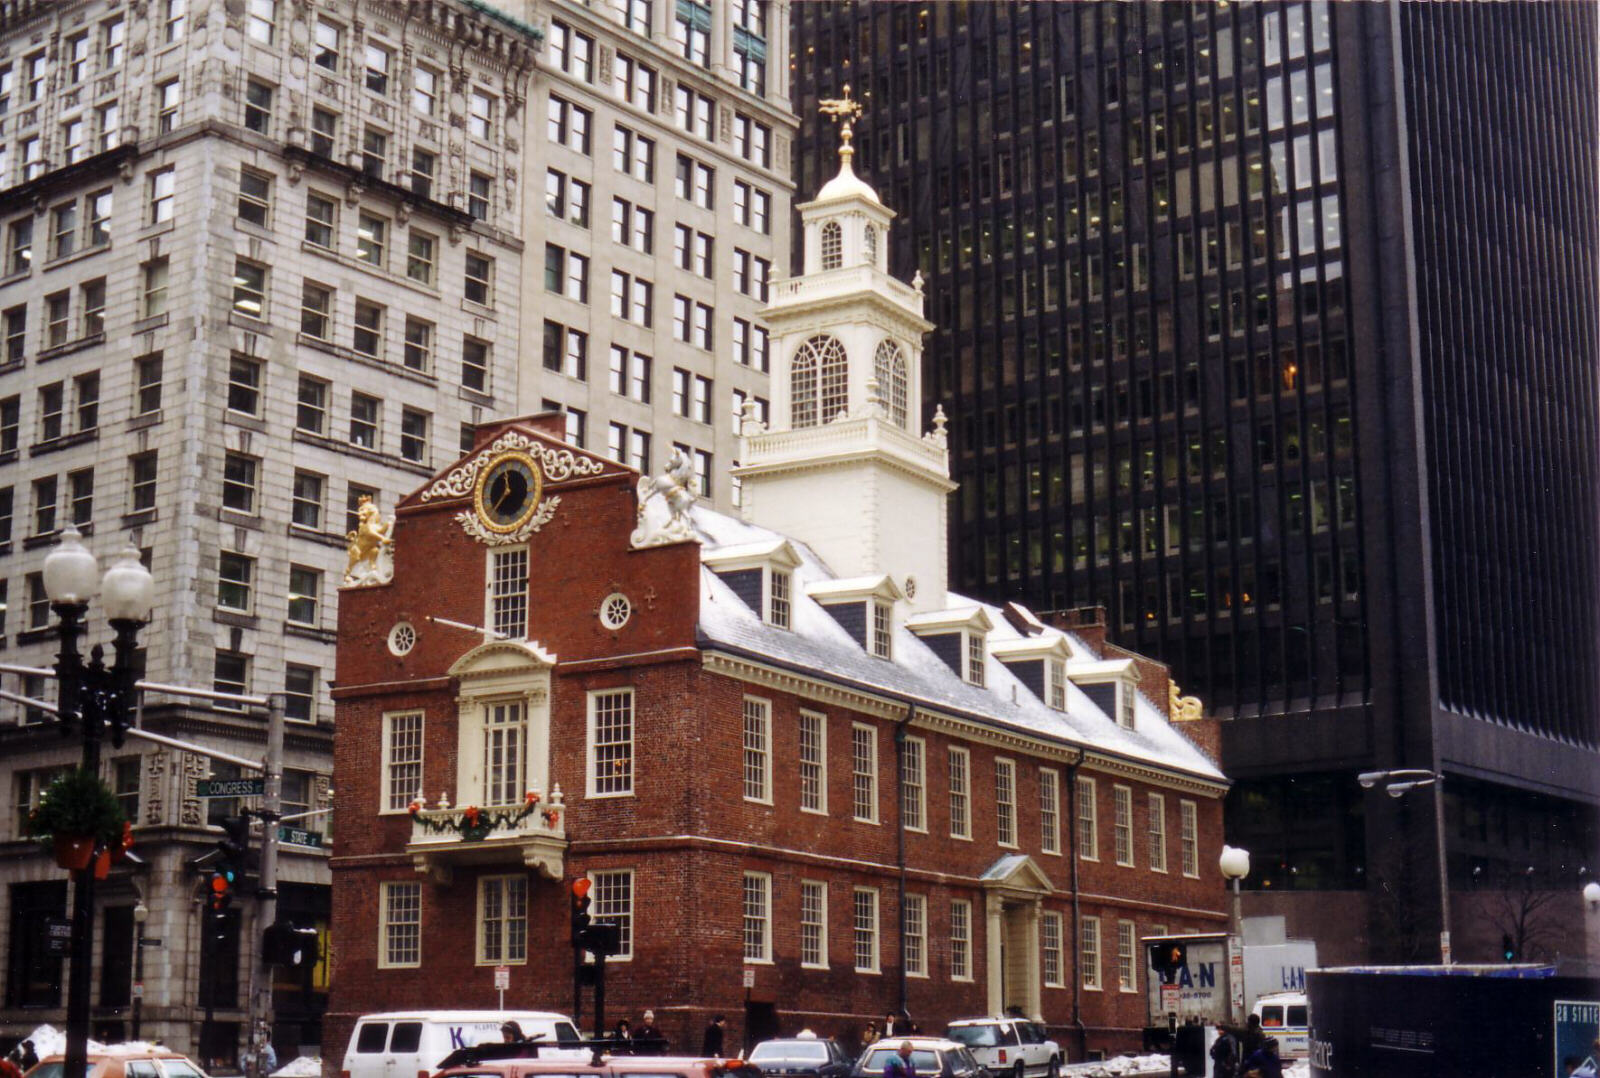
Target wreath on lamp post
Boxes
[25,768,130,872]
[408,790,550,842]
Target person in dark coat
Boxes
[16,1044,38,1072]
[702,1015,726,1057]
[1241,1036,1282,1078]
[635,1011,665,1055]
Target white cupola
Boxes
[734,87,955,614]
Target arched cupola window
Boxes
[821,220,843,270]
[792,335,848,428]
[864,225,878,266]
[873,339,909,428]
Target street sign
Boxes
[1160,984,1180,1015]
[278,826,324,848]
[494,965,511,990]
[742,968,756,989]
[139,938,163,947]
[132,982,144,999]
[46,917,72,956]
[197,778,265,797]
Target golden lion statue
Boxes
[344,495,395,583]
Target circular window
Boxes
[904,576,918,599]
[599,593,632,631]
[387,621,417,656]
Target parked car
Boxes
[25,1047,209,1078]
[429,1045,764,1078]
[944,1020,1060,1078]
[342,1011,585,1078]
[747,1038,854,1078]
[1252,992,1309,1059]
[849,1038,988,1078]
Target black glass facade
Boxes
[791,0,1598,942]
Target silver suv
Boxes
[944,1019,1060,1078]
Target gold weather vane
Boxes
[818,83,865,167]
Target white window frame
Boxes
[800,879,828,968]
[1042,910,1064,987]
[995,757,1017,847]
[1040,767,1061,855]
[1180,799,1200,878]
[966,631,987,686]
[798,709,827,815]
[486,545,529,640]
[1078,775,1099,860]
[950,899,973,981]
[851,722,878,823]
[742,871,772,963]
[476,874,528,966]
[1149,792,1168,872]
[742,695,772,804]
[901,734,926,833]
[379,881,421,968]
[1117,920,1138,992]
[586,688,634,798]
[588,869,633,961]
[903,892,927,977]
[948,746,971,840]
[1113,784,1134,867]
[1080,914,1101,990]
[852,887,879,973]
[380,710,424,813]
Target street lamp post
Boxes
[45,526,154,1078]
[1358,768,1451,965]
[132,901,149,1042]
[1218,845,1250,1026]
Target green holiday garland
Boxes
[407,791,557,842]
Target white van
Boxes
[1251,992,1309,1059]
[341,1010,585,1078]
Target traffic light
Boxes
[1502,933,1516,962]
[1148,940,1188,975]
[209,867,235,912]
[570,877,592,947]
[216,813,253,874]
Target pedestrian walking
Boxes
[1208,1025,1240,1078]
[859,1023,879,1052]
[882,1042,917,1078]
[702,1014,726,1057]
[635,1011,665,1055]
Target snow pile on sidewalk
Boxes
[1059,1054,1177,1077]
[20,1026,173,1059]
[269,1058,322,1078]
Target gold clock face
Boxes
[474,451,543,533]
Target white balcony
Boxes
[405,792,567,883]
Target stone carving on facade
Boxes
[1169,681,1204,722]
[179,752,207,826]
[923,404,949,449]
[420,431,605,502]
[631,448,698,548]
[343,495,396,587]
[144,748,169,826]
[739,399,767,436]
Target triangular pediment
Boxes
[447,639,558,681]
[401,423,621,511]
[980,853,1056,896]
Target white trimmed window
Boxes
[1078,776,1099,860]
[821,220,842,269]
[800,880,827,968]
[743,696,772,803]
[1048,659,1067,710]
[901,735,926,832]
[1042,911,1063,986]
[852,887,879,972]
[1117,920,1138,992]
[768,568,791,628]
[995,758,1017,847]
[589,870,633,959]
[1180,799,1200,877]
[966,632,986,686]
[481,701,526,806]
[1080,915,1101,990]
[871,601,893,658]
[798,710,826,814]
[380,881,421,967]
[587,688,634,797]
[742,872,772,962]
[1040,767,1061,854]
[381,711,423,812]
[1149,793,1168,872]
[488,546,529,639]
[950,899,972,980]
[478,875,528,964]
[904,893,927,976]
[1118,684,1136,730]
[1114,785,1134,866]
[852,723,878,822]
[948,747,971,839]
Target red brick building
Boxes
[327,142,1229,1063]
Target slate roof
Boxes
[690,505,1226,786]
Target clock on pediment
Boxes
[474,450,543,534]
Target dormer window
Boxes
[1066,657,1140,731]
[821,220,842,269]
[1049,659,1066,710]
[966,632,986,687]
[871,601,892,659]
[1118,686,1136,730]
[769,568,791,628]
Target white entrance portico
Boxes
[981,854,1057,1021]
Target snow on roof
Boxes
[690,506,1225,785]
